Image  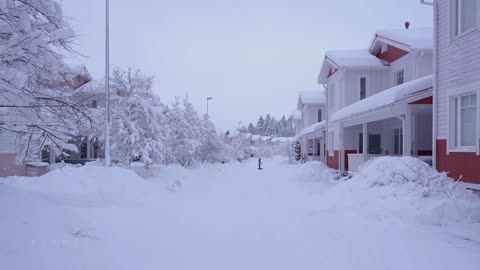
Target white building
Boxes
[317,28,434,171]
[294,90,327,162]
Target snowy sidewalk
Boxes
[1,157,479,270]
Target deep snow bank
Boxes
[320,156,480,225]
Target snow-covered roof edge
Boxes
[331,75,433,123]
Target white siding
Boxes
[343,69,387,107]
[417,52,434,78]
[437,0,480,139]
[0,130,16,154]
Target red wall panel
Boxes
[436,140,480,184]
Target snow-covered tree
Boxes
[107,67,168,167]
[0,0,93,161]
[256,116,265,136]
[166,97,201,166]
[247,123,256,134]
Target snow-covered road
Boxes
[1,157,479,270]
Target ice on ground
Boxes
[0,156,479,270]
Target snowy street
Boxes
[1,157,479,270]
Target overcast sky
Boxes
[61,0,433,132]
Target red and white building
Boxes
[422,0,480,188]
[317,28,434,171]
[294,90,327,162]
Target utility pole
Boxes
[206,97,213,117]
[104,0,111,166]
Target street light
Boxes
[206,97,213,117]
[104,0,111,167]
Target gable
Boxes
[375,44,408,64]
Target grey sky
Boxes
[62,0,433,132]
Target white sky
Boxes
[61,0,433,132]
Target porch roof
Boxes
[295,121,326,139]
[331,75,433,123]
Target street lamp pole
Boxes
[206,97,213,117]
[104,0,111,166]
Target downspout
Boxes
[421,0,437,169]
[322,83,328,164]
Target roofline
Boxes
[369,34,433,54]
[330,87,433,123]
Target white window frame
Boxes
[360,77,367,100]
[393,68,405,86]
[450,0,479,39]
[448,89,480,154]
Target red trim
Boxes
[409,96,433,104]
[436,140,480,185]
[327,150,339,170]
[328,68,338,78]
[417,150,432,156]
[344,150,357,171]
[375,45,408,64]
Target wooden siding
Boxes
[436,0,480,139]
[344,150,357,171]
[437,140,480,184]
[327,150,339,170]
[0,153,25,177]
[0,130,16,154]
[376,45,409,63]
[410,96,433,104]
[343,69,387,107]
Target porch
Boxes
[296,121,326,162]
[333,75,433,171]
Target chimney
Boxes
[405,21,410,29]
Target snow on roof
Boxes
[295,121,326,139]
[331,75,433,122]
[299,90,326,105]
[371,28,433,51]
[325,49,386,68]
[292,110,302,120]
[271,137,294,143]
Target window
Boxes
[452,0,478,37]
[393,128,403,155]
[360,77,366,100]
[92,99,97,108]
[317,109,322,122]
[394,69,404,86]
[451,93,477,148]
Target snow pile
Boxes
[320,156,480,225]
[3,165,157,206]
[294,160,335,183]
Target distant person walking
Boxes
[258,158,263,170]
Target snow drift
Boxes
[318,156,480,225]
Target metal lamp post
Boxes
[206,97,213,117]
[104,0,111,166]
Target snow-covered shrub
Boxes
[353,156,474,199]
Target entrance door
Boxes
[368,134,381,154]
